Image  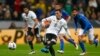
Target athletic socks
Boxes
[68,38,76,46]
[49,46,55,56]
[79,41,86,52]
[94,35,98,47]
[28,41,34,51]
[60,39,64,51]
[45,41,55,56]
[94,39,98,47]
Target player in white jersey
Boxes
[22,6,39,54]
[41,9,71,56]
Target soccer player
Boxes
[41,9,75,56]
[50,3,78,53]
[72,9,98,55]
[22,6,39,54]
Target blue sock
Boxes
[79,41,86,52]
[60,39,64,51]
[94,39,98,47]
[68,38,75,46]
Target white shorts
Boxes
[78,27,94,41]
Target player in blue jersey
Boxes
[50,3,78,53]
[72,9,98,55]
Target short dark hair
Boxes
[72,8,79,11]
[55,9,62,12]
[55,3,62,6]
[23,5,30,9]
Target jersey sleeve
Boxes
[63,20,68,30]
[31,11,37,19]
[45,16,53,20]
[41,16,53,26]
[22,13,27,20]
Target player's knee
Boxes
[27,36,33,41]
[58,35,64,40]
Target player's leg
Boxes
[94,34,99,47]
[57,28,65,53]
[34,28,42,43]
[57,34,64,53]
[49,45,55,56]
[41,33,57,56]
[27,27,35,54]
[66,29,78,50]
[78,29,86,55]
[88,28,98,47]
[47,39,56,56]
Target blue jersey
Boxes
[50,9,69,19]
[74,13,93,34]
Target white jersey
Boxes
[22,11,37,28]
[42,15,68,36]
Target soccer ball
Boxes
[8,42,16,50]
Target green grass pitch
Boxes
[0,43,100,56]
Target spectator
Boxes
[72,0,78,5]
[26,0,34,4]
[0,0,99,21]
[6,0,14,10]
[3,4,12,13]
[0,3,4,20]
[77,2,84,13]
[97,0,100,11]
[0,0,6,4]
[35,5,44,21]
[89,0,98,8]
[91,12,97,20]
[35,0,46,16]
[12,11,20,21]
[64,0,72,15]
[57,0,67,5]
[14,0,21,13]
[85,6,92,19]
[4,10,11,20]
[9,22,16,29]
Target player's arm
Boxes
[41,16,52,27]
[24,20,28,28]
[83,25,89,34]
[63,10,71,22]
[23,20,28,31]
[74,17,78,34]
[66,16,71,22]
[31,11,39,29]
[63,21,71,37]
[22,14,28,31]
[33,19,39,28]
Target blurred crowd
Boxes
[0,0,99,21]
